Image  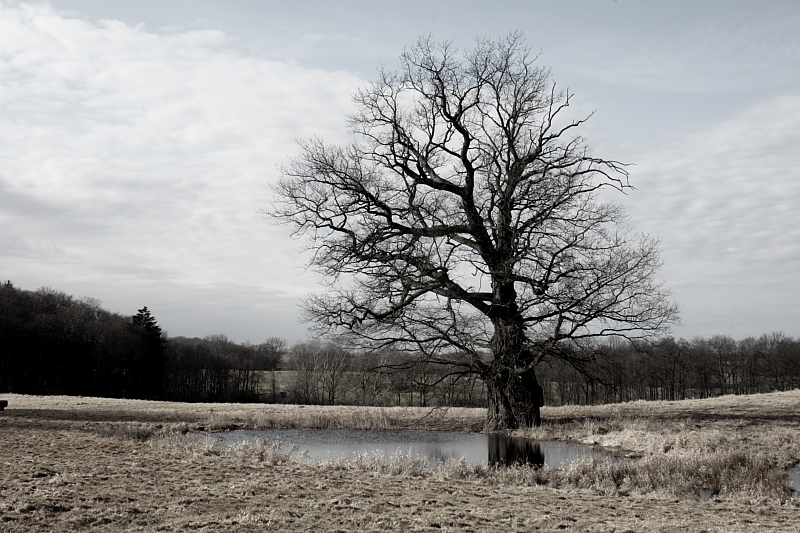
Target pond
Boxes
[213,429,621,468]
[789,463,800,493]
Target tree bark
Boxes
[485,370,515,430]
[484,365,544,429]
[483,291,545,429]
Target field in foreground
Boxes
[0,393,798,532]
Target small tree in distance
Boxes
[130,306,167,399]
[132,307,165,340]
[270,34,680,429]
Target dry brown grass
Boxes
[1,392,799,531]
[508,391,800,501]
[0,394,485,431]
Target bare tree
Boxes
[347,351,392,406]
[707,334,738,396]
[289,340,322,404]
[270,34,679,428]
[257,337,287,370]
[257,337,287,401]
[319,342,351,405]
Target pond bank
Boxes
[6,414,800,531]
[2,392,799,503]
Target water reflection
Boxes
[216,428,619,469]
[488,434,544,466]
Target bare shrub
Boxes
[95,422,160,442]
[148,433,225,456]
[94,421,193,443]
[557,452,793,499]
[229,438,302,465]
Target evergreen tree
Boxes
[129,306,167,399]
[132,307,164,340]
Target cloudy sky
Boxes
[1,0,798,344]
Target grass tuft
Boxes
[94,422,193,442]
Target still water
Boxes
[789,463,800,492]
[215,429,619,468]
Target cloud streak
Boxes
[621,92,800,338]
[0,2,363,342]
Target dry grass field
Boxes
[1,392,799,532]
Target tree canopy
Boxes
[270,34,680,428]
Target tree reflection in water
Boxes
[488,433,545,467]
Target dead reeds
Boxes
[104,426,795,501]
[558,451,793,499]
[9,391,800,502]
[202,404,485,433]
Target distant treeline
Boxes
[538,334,800,406]
[0,283,282,402]
[2,282,799,406]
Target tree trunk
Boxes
[485,305,545,429]
[485,370,515,430]
[484,366,544,430]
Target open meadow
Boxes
[1,392,799,532]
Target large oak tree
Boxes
[270,34,679,429]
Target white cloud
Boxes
[620,92,800,338]
[0,2,364,342]
[2,1,799,344]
